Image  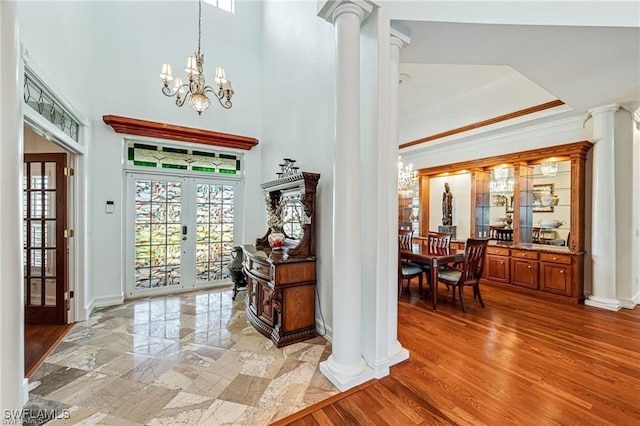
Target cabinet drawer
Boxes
[487,247,510,256]
[540,253,572,265]
[511,250,538,260]
[249,259,272,280]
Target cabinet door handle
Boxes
[500,261,504,265]
[552,257,558,261]
[527,265,532,269]
[560,270,565,274]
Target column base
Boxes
[387,341,409,367]
[585,295,622,311]
[320,355,375,392]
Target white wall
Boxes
[429,174,471,240]
[24,125,66,153]
[17,1,264,307]
[260,0,336,330]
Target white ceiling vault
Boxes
[395,19,640,146]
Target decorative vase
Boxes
[505,213,513,229]
[268,232,285,250]
[228,246,246,300]
[228,246,244,276]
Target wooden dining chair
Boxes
[532,227,541,243]
[415,231,452,291]
[436,238,488,312]
[398,230,423,296]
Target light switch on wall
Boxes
[106,201,115,213]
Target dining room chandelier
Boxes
[540,161,558,177]
[158,0,234,115]
[491,166,514,194]
[398,156,417,191]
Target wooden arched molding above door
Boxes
[102,115,259,150]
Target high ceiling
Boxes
[396,20,640,145]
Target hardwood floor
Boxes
[24,323,73,378]
[281,283,640,425]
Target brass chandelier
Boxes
[159,0,234,115]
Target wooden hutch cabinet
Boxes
[414,141,592,303]
[242,172,320,347]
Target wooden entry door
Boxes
[24,153,68,324]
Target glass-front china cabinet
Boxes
[414,141,591,302]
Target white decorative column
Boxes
[318,1,374,391]
[0,1,27,408]
[585,104,621,311]
[387,29,410,365]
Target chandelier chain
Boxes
[197,0,202,55]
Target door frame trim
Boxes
[124,170,243,299]
[22,51,90,323]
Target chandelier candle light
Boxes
[159,0,234,115]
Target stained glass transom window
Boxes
[127,143,241,174]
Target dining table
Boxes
[401,243,465,311]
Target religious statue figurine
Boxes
[442,182,453,225]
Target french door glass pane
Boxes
[134,179,182,290]
[195,184,234,282]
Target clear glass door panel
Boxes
[45,220,56,246]
[45,279,56,306]
[44,162,57,189]
[44,249,56,276]
[30,279,42,306]
[44,191,56,218]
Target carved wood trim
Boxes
[102,115,258,150]
[400,100,566,150]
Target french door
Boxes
[125,172,238,297]
[23,153,68,324]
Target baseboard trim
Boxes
[88,294,125,316]
[316,319,332,342]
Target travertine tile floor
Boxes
[26,286,338,425]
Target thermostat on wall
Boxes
[106,201,115,213]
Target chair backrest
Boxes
[399,221,412,231]
[398,229,413,251]
[460,238,489,284]
[494,228,513,241]
[532,227,541,243]
[426,231,452,251]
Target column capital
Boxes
[318,0,374,25]
[588,103,620,116]
[390,28,411,49]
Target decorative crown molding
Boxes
[102,115,258,150]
